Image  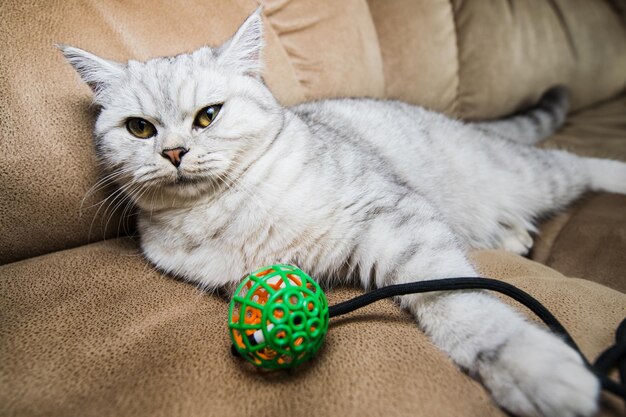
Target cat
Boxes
[61,8,626,417]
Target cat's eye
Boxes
[126,118,157,139]
[193,104,222,129]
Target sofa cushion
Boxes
[453,0,626,119]
[369,0,626,119]
[262,0,384,103]
[367,0,458,114]
[0,0,384,265]
[534,193,626,293]
[1,238,624,416]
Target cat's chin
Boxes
[134,178,220,211]
[163,178,217,199]
[172,175,207,187]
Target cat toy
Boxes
[228,264,329,369]
[228,264,626,403]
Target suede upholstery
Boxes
[1,240,624,417]
[535,193,626,293]
[368,0,459,114]
[1,1,626,416]
[451,0,626,119]
[370,0,626,118]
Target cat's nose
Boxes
[161,147,188,168]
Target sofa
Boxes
[1,1,625,416]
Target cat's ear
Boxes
[216,8,264,79]
[58,45,125,95]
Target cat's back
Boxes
[290,98,465,155]
[289,97,475,187]
[291,98,439,138]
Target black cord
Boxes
[231,275,626,403]
[328,277,626,402]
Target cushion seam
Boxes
[361,0,387,99]
[260,6,309,102]
[448,0,462,117]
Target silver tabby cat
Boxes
[61,9,626,417]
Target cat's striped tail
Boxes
[473,86,569,146]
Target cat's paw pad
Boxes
[477,326,599,417]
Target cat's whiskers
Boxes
[97,175,154,240]
[85,169,165,240]
[137,176,169,188]
[116,182,153,238]
[87,179,141,242]
[101,184,140,236]
[195,159,220,165]
[147,186,161,222]
[82,166,136,205]
[118,183,147,229]
[133,167,159,182]
[182,167,216,175]
[80,167,134,216]
[105,181,151,238]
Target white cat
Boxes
[61,9,626,417]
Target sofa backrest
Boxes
[0,0,384,265]
[369,0,626,118]
[1,0,625,264]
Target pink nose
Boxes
[161,147,188,167]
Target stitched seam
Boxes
[449,0,462,118]
[260,4,308,103]
[361,0,387,99]
[545,0,578,61]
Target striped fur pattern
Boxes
[62,9,626,417]
[474,87,570,146]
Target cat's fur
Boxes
[61,9,626,417]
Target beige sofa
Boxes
[1,1,625,416]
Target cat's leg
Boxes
[398,263,598,417]
[586,157,626,195]
[355,200,599,417]
[481,148,626,254]
[527,150,626,204]
[500,224,534,255]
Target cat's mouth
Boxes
[172,174,206,186]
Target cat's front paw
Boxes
[476,325,599,417]
[500,226,534,255]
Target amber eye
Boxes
[126,118,157,139]
[193,104,222,129]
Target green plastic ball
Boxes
[228,264,329,369]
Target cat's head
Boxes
[61,9,283,208]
